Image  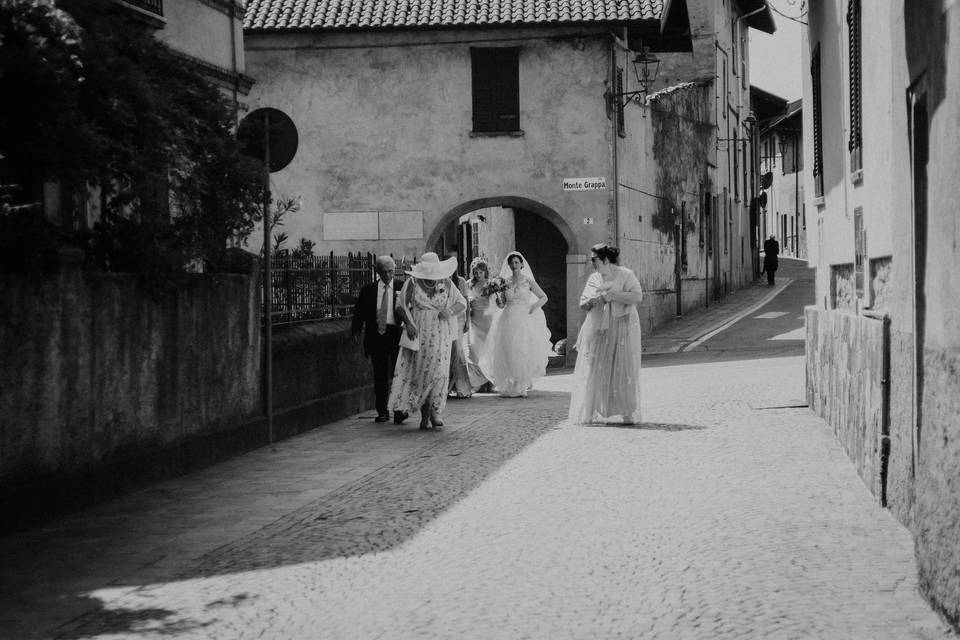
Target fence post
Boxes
[329,251,336,316]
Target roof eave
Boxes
[244,16,663,36]
[737,0,776,34]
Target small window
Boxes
[853,208,865,297]
[615,67,625,137]
[733,131,739,200]
[740,31,747,89]
[731,21,738,74]
[699,183,705,248]
[722,59,728,120]
[471,48,520,134]
[723,188,729,254]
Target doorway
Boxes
[430,199,572,344]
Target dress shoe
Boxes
[374,412,390,423]
[393,411,408,425]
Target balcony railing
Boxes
[122,0,163,17]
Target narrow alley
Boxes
[1,261,953,639]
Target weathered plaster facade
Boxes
[243,0,772,348]
[756,96,805,259]
[124,0,253,100]
[246,26,617,346]
[803,0,960,629]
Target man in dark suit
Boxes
[762,235,780,285]
[352,255,407,423]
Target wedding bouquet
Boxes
[481,276,507,297]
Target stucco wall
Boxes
[905,2,960,629]
[157,0,243,73]
[245,27,614,258]
[0,252,261,495]
[804,1,960,629]
[914,346,960,628]
[245,26,625,345]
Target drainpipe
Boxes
[610,33,621,245]
[880,314,891,507]
[865,309,892,507]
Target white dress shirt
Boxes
[378,280,396,326]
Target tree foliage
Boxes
[0,0,264,272]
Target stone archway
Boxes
[425,196,579,256]
[427,196,580,350]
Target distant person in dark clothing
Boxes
[762,235,780,285]
[352,255,406,424]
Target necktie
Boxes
[377,284,388,335]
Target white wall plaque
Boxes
[323,211,379,240]
[379,211,423,239]
[563,177,607,191]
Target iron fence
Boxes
[265,252,413,326]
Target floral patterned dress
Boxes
[389,277,465,416]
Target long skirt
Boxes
[568,308,642,424]
[484,303,552,397]
[389,309,453,416]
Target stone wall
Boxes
[0,253,262,527]
[270,320,373,437]
[805,307,887,499]
[0,254,385,530]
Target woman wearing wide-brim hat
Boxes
[389,252,467,430]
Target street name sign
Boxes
[563,177,607,191]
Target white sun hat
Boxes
[405,252,457,280]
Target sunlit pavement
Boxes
[3,264,956,639]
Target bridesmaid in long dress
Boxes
[389,252,466,430]
[447,262,473,398]
[464,257,498,392]
[568,243,644,425]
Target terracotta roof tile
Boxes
[245,0,664,31]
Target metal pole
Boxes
[263,111,274,444]
[674,208,682,317]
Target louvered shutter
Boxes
[471,48,520,133]
[847,0,862,171]
[811,45,824,197]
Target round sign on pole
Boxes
[237,107,298,173]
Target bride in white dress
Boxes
[482,251,553,397]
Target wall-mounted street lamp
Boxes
[607,45,662,109]
[716,113,757,149]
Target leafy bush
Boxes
[0,0,265,273]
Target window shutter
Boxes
[471,48,520,133]
[847,0,862,171]
[811,44,824,197]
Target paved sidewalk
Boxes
[1,262,954,640]
[643,258,809,355]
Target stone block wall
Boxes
[0,255,382,530]
[805,307,887,499]
[0,255,262,527]
[270,320,373,437]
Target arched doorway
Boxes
[428,196,575,344]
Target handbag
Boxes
[399,330,420,351]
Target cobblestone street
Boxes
[3,266,955,639]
